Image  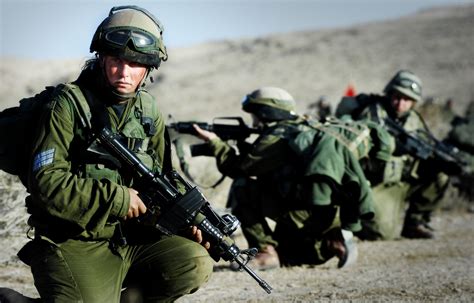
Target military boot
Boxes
[324,228,358,268]
[401,223,434,239]
[247,245,280,270]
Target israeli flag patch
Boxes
[32,148,55,172]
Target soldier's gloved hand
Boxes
[193,124,218,142]
[124,188,147,220]
[188,226,211,250]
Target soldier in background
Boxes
[445,101,474,206]
[336,70,449,240]
[190,87,394,269]
[306,95,332,121]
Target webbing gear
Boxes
[309,119,372,160]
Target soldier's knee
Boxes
[183,243,214,285]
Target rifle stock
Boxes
[97,128,273,294]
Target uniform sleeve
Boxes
[208,133,289,178]
[28,92,130,232]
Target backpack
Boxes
[335,94,385,119]
[0,84,88,186]
[286,117,394,162]
[1,83,168,187]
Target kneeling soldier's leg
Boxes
[124,235,213,302]
[26,238,124,302]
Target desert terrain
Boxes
[1,4,473,302]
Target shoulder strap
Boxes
[306,118,371,159]
[137,90,158,135]
[62,83,93,130]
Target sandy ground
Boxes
[1,205,473,302]
[1,4,473,302]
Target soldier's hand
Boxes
[189,226,211,250]
[125,188,147,220]
[193,124,218,142]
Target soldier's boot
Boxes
[247,245,280,270]
[402,212,435,239]
[401,223,434,239]
[324,228,358,268]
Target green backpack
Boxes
[0,84,90,186]
[286,117,394,163]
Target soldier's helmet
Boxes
[384,70,423,102]
[90,5,168,69]
[241,87,297,122]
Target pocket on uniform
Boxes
[27,239,79,300]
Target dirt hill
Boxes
[0,4,473,302]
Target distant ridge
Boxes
[1,4,473,118]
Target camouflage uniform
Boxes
[445,101,474,202]
[17,6,212,302]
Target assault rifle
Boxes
[383,117,468,176]
[167,117,261,156]
[97,128,273,294]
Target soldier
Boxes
[445,101,474,205]
[192,87,390,269]
[336,70,450,240]
[16,6,213,302]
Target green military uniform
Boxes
[206,117,376,265]
[445,102,474,202]
[18,62,213,302]
[353,95,449,239]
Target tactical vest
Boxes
[357,101,429,184]
[46,83,167,186]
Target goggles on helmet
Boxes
[394,78,422,95]
[105,28,158,51]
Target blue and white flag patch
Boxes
[32,148,55,172]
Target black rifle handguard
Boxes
[97,128,273,294]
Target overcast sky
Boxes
[1,0,473,59]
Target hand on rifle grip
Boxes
[193,124,218,142]
[124,188,147,220]
[188,226,211,250]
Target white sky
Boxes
[1,0,473,59]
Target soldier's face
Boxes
[390,93,415,117]
[103,56,148,95]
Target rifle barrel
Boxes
[233,256,273,294]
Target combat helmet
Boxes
[242,87,297,122]
[384,70,423,102]
[90,5,168,69]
